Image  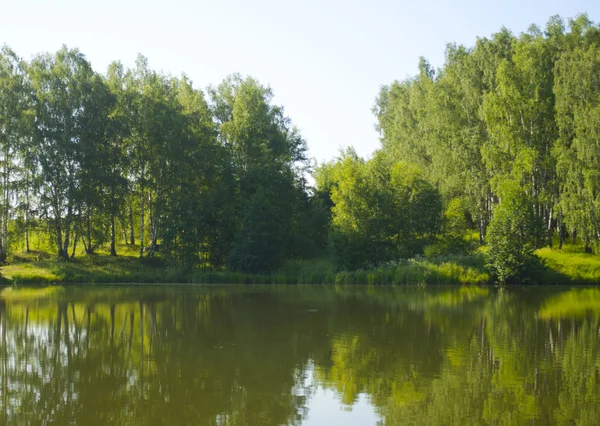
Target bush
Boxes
[227,189,287,274]
[486,188,545,284]
[328,157,442,270]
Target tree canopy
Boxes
[0,46,322,273]
[2,13,600,280]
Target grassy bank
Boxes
[0,246,489,285]
[536,246,600,284]
[0,243,599,286]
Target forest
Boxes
[317,13,600,283]
[1,14,600,284]
[0,47,327,274]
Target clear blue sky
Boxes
[2,0,599,164]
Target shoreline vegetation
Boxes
[3,15,600,285]
[1,242,599,286]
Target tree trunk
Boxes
[85,210,93,255]
[558,212,564,250]
[129,204,135,245]
[110,214,117,256]
[139,190,145,259]
[2,139,9,263]
[478,194,490,245]
[24,221,29,254]
[56,216,64,258]
[479,220,485,245]
[24,168,30,253]
[559,229,564,250]
[71,233,78,258]
[147,191,159,257]
[81,236,89,254]
[62,205,72,260]
[546,206,553,248]
[120,216,128,245]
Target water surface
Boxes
[1,285,599,425]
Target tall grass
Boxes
[0,250,490,285]
[536,246,600,284]
[324,255,489,285]
[1,243,598,286]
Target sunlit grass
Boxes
[536,245,600,284]
[327,255,490,285]
[0,241,598,286]
[2,262,62,284]
[0,250,490,285]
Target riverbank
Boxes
[0,244,598,285]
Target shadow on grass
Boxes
[0,246,597,286]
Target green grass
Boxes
[328,255,490,285]
[1,242,599,286]
[536,246,600,284]
[0,248,489,285]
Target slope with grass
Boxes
[0,243,598,286]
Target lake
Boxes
[0,285,599,425]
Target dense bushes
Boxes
[325,154,442,270]
[485,188,545,283]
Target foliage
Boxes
[426,198,471,256]
[0,47,319,274]
[3,14,600,283]
[536,245,600,284]
[372,14,600,254]
[554,26,600,252]
[326,154,442,270]
[485,186,545,283]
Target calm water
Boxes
[1,285,600,425]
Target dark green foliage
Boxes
[208,76,313,272]
[368,14,600,281]
[3,14,600,283]
[486,187,546,283]
[326,155,442,270]
[227,182,288,273]
[426,198,471,256]
[0,45,322,272]
[328,226,370,271]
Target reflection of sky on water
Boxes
[2,285,600,425]
[297,360,381,425]
[303,389,380,426]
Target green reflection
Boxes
[539,288,600,319]
[0,285,599,425]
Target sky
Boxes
[2,0,600,164]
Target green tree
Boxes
[210,75,311,272]
[483,27,558,247]
[0,46,30,260]
[554,24,600,252]
[28,46,105,258]
[328,153,441,270]
[160,75,227,268]
[486,184,544,283]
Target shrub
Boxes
[486,188,545,284]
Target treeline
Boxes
[3,13,600,283]
[0,46,327,272]
[317,14,600,282]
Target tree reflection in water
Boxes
[0,285,599,425]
